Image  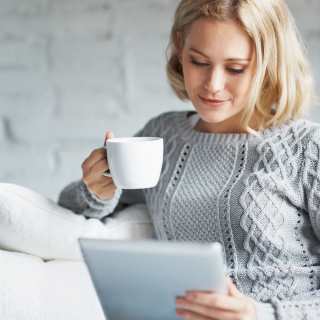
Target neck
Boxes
[194,112,260,134]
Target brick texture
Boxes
[0,0,319,200]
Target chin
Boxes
[196,109,229,125]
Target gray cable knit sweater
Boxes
[58,111,320,320]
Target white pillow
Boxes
[0,183,155,260]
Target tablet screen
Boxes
[80,239,227,320]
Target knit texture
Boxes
[58,111,320,320]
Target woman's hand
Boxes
[81,131,116,200]
[176,277,257,320]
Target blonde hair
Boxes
[166,0,315,130]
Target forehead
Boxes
[184,17,253,59]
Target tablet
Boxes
[79,239,227,320]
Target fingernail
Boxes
[175,298,185,306]
[104,132,110,146]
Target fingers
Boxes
[176,309,213,320]
[83,158,109,184]
[176,298,239,320]
[83,157,116,197]
[176,279,256,320]
[87,179,116,200]
[82,130,114,174]
[104,130,113,146]
[82,148,107,174]
[83,166,116,200]
[227,277,242,298]
[81,130,116,200]
[179,293,244,313]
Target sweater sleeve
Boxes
[253,125,320,320]
[57,113,162,219]
[254,294,320,320]
[255,302,276,320]
[303,125,320,240]
[57,179,124,219]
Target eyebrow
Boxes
[189,47,251,62]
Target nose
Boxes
[204,67,225,93]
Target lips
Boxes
[200,96,229,103]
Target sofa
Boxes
[0,183,154,320]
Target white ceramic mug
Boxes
[104,137,163,189]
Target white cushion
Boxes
[0,183,155,260]
[0,249,105,320]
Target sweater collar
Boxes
[176,111,303,146]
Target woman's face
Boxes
[180,17,256,133]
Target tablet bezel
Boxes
[79,239,227,320]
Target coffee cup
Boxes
[104,137,163,189]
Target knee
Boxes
[0,182,26,199]
[0,183,31,207]
[0,183,19,206]
[0,183,18,227]
[0,183,48,222]
[0,183,50,205]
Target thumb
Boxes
[104,130,114,146]
[227,277,242,297]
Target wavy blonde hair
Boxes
[166,0,315,130]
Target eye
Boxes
[226,68,245,74]
[190,59,210,67]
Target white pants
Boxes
[0,183,154,260]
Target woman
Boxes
[58,0,319,319]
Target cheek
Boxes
[184,68,204,91]
[183,67,202,93]
[229,76,252,100]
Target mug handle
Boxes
[103,169,112,177]
[103,140,112,177]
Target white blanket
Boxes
[0,183,154,260]
[0,183,155,320]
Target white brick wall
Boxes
[0,0,319,200]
